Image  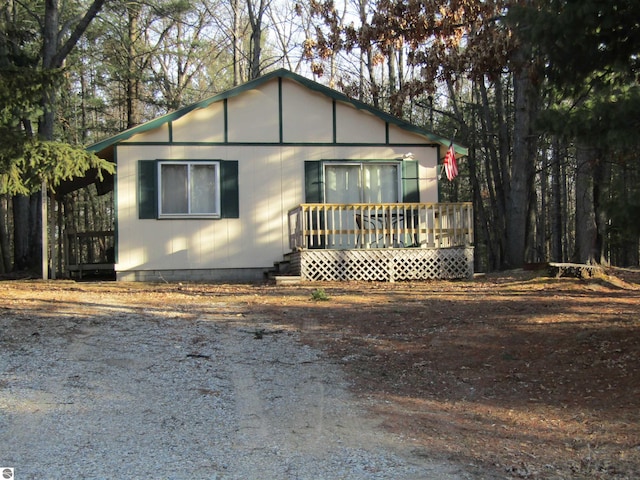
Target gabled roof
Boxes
[88,68,467,157]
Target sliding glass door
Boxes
[324,162,400,203]
[323,162,400,247]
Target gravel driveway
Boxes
[0,285,472,479]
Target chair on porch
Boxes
[355,211,406,248]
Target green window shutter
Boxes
[304,161,325,248]
[138,160,157,219]
[220,160,239,218]
[304,161,323,203]
[402,160,419,202]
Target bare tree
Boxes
[506,48,539,268]
[246,0,270,79]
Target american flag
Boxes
[444,142,458,181]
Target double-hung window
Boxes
[158,161,220,218]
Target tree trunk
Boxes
[232,0,242,85]
[506,56,538,268]
[0,194,11,272]
[247,0,265,80]
[477,78,508,269]
[593,151,611,264]
[366,48,379,108]
[561,149,571,260]
[387,45,399,115]
[550,137,563,261]
[538,161,548,261]
[618,164,640,266]
[13,194,40,271]
[574,143,598,263]
[56,197,63,276]
[40,0,61,139]
[525,167,540,263]
[126,3,141,128]
[468,143,493,272]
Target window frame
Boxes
[322,160,403,203]
[157,160,221,219]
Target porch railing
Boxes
[288,203,473,251]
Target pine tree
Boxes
[0,0,109,272]
[509,0,640,264]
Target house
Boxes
[78,69,473,282]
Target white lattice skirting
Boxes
[292,247,474,282]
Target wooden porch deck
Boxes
[287,203,474,281]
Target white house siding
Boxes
[387,125,441,202]
[388,124,431,144]
[281,80,334,143]
[172,101,225,143]
[335,102,386,143]
[126,123,170,143]
[112,75,442,281]
[227,82,280,143]
[115,146,438,279]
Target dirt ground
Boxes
[2,267,639,479]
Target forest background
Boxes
[0,0,638,277]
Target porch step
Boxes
[264,253,296,281]
[273,275,303,285]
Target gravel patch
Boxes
[0,293,472,479]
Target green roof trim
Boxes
[87,68,468,157]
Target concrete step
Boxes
[273,275,303,285]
